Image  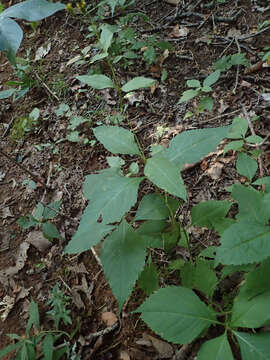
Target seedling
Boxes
[18,201,62,241]
[178,70,221,113]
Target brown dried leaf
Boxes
[26,231,52,252]
[119,350,131,360]
[101,311,118,326]
[144,334,174,358]
[206,162,224,180]
[0,242,30,286]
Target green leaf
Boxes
[99,26,113,52]
[221,264,255,279]
[168,126,229,166]
[163,224,180,252]
[246,135,264,144]
[234,331,270,360]
[198,96,213,112]
[0,88,16,99]
[178,89,199,103]
[144,155,186,200]
[138,259,159,295]
[135,193,171,221]
[33,202,44,221]
[83,168,143,223]
[0,17,22,59]
[100,220,146,311]
[93,126,140,155]
[17,216,37,229]
[107,156,125,169]
[129,161,139,174]
[253,177,270,186]
[0,342,22,359]
[216,220,270,265]
[194,259,218,297]
[42,200,61,220]
[26,299,40,336]
[144,46,156,65]
[231,184,270,224]
[203,70,221,87]
[65,216,114,254]
[187,79,201,88]
[77,75,114,90]
[230,53,249,66]
[191,200,232,229]
[227,117,248,139]
[180,262,196,288]
[42,222,61,240]
[223,140,244,154]
[236,153,258,181]
[201,85,212,93]
[134,286,216,344]
[137,220,167,248]
[2,0,65,21]
[42,334,54,360]
[121,77,156,92]
[245,258,270,300]
[197,334,234,360]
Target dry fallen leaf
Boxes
[26,231,52,252]
[206,162,224,180]
[101,311,118,326]
[0,295,15,321]
[119,350,131,360]
[0,242,30,286]
[144,334,174,359]
[164,0,180,5]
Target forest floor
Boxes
[0,0,270,359]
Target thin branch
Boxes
[0,147,50,189]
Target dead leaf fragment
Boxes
[169,24,189,38]
[26,231,52,252]
[0,242,30,286]
[1,206,13,219]
[101,311,118,326]
[0,295,15,321]
[144,334,174,358]
[119,350,131,360]
[206,162,224,180]
[164,0,180,5]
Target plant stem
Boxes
[0,148,50,189]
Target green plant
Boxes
[54,103,93,145]
[0,54,39,101]
[0,285,78,360]
[63,121,270,358]
[74,7,172,111]
[0,0,65,65]
[224,116,263,183]
[0,0,65,100]
[178,70,221,113]
[213,53,249,72]
[18,201,62,241]
[10,107,40,140]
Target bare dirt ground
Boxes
[0,0,270,358]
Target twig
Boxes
[0,147,50,189]
[2,117,15,138]
[85,322,118,340]
[232,37,241,94]
[40,201,76,222]
[33,71,59,101]
[241,105,264,179]
[199,108,242,123]
[41,161,53,203]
